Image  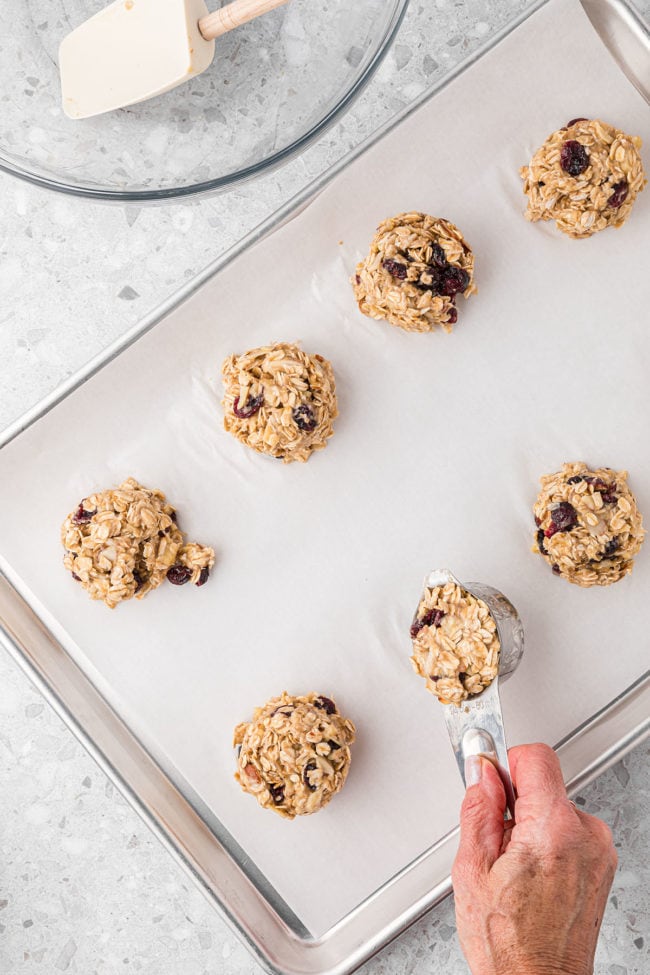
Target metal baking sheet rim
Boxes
[1,1,649,973]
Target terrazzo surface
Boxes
[1,0,649,972]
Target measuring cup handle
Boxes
[462,727,517,820]
[443,680,517,821]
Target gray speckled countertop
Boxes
[1,1,649,972]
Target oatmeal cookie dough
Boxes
[352,211,476,333]
[234,692,355,819]
[410,582,500,705]
[221,342,337,463]
[61,477,214,608]
[533,462,644,586]
[521,118,646,238]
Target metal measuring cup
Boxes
[413,569,525,820]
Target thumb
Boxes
[455,756,507,875]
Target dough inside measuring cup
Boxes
[410,582,500,705]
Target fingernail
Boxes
[465,755,482,788]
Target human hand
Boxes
[451,743,617,975]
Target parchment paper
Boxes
[1,0,649,937]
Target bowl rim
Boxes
[0,0,410,203]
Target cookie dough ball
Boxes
[222,343,337,463]
[61,477,215,608]
[233,692,355,819]
[533,462,644,586]
[352,211,476,333]
[410,582,500,705]
[521,118,646,238]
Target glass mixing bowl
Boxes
[0,0,408,201]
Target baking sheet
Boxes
[0,0,649,938]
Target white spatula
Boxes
[59,0,289,120]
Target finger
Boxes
[508,743,567,821]
[454,757,507,879]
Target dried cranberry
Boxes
[292,404,317,432]
[534,515,541,527]
[544,523,558,538]
[233,393,264,419]
[584,476,607,491]
[607,181,628,208]
[429,243,448,268]
[355,274,361,285]
[314,696,336,714]
[537,529,546,554]
[170,510,177,522]
[567,475,583,484]
[441,266,469,297]
[550,501,578,531]
[552,564,561,575]
[196,567,210,587]
[603,537,620,557]
[327,739,341,751]
[418,266,444,294]
[269,784,285,805]
[585,477,616,502]
[410,608,445,639]
[566,117,588,128]
[167,564,192,586]
[71,572,81,582]
[447,307,458,325]
[429,675,440,682]
[560,140,589,177]
[272,706,293,717]
[303,762,318,792]
[133,570,146,594]
[72,503,96,525]
[382,259,407,280]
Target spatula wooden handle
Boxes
[199,0,290,41]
